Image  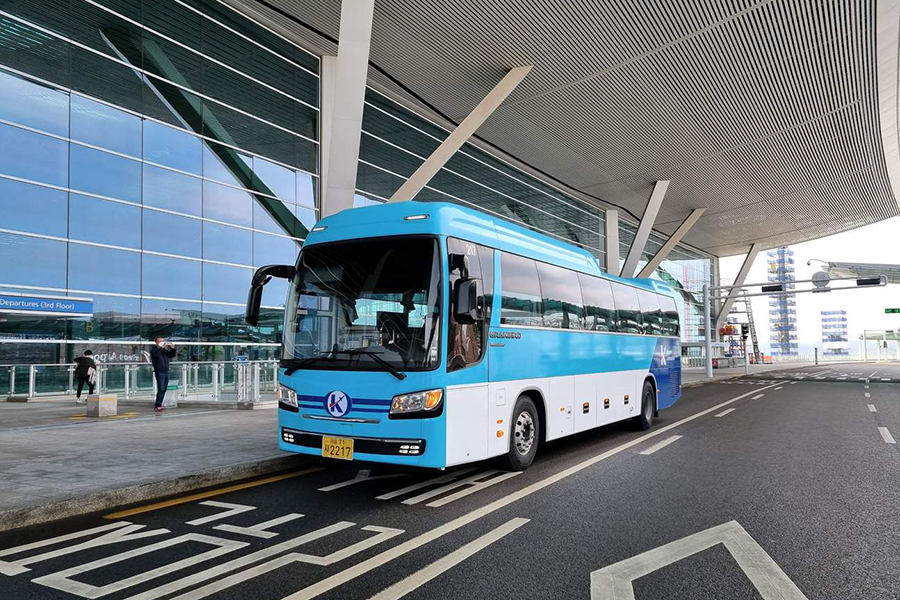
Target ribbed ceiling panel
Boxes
[237,0,899,256]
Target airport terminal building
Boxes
[1,0,897,366]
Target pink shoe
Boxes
[154,406,165,412]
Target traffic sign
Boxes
[886,308,900,314]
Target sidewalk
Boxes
[0,399,307,531]
[682,361,817,387]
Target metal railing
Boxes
[2,361,279,404]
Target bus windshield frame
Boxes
[281,235,443,373]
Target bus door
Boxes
[444,239,495,466]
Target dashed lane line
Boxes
[280,382,783,600]
[868,404,877,413]
[774,386,783,390]
[879,427,896,445]
[751,394,765,400]
[366,518,530,600]
[865,393,871,398]
[639,435,683,456]
[714,408,736,418]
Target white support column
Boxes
[319,55,337,210]
[636,208,706,278]
[714,243,760,331]
[321,0,375,218]
[604,209,619,274]
[619,180,669,278]
[388,65,532,202]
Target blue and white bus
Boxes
[246,201,681,470]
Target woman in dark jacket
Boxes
[74,350,97,404]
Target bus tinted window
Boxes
[578,274,617,332]
[637,290,662,335]
[659,295,680,337]
[536,262,585,329]
[500,253,542,326]
[447,238,491,371]
[611,283,642,334]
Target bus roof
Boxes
[306,201,674,295]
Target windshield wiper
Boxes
[342,349,407,381]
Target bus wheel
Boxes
[635,381,655,430]
[507,396,540,471]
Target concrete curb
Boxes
[0,454,310,533]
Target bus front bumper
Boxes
[280,427,427,459]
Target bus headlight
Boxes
[278,385,298,408]
[390,389,443,415]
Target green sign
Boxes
[887,308,900,314]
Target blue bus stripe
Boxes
[297,395,391,406]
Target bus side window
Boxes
[660,295,680,337]
[578,274,617,332]
[536,262,585,329]
[637,290,662,335]
[611,283,643,334]
[500,253,543,327]
[447,237,487,371]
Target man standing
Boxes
[150,337,176,412]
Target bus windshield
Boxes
[282,236,441,372]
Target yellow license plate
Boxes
[322,436,354,460]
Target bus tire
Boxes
[507,395,540,471]
[635,380,655,430]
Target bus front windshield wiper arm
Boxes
[342,349,407,381]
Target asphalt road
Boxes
[2,363,898,600]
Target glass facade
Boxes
[821,309,849,355]
[0,0,715,363]
[767,247,798,356]
[0,0,318,363]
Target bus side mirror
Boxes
[453,278,482,324]
[246,264,296,326]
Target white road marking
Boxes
[375,468,479,501]
[279,382,783,600]
[752,394,765,400]
[865,385,869,389]
[869,371,879,378]
[865,393,871,398]
[868,404,877,413]
[790,381,798,385]
[366,518,529,600]
[774,386,783,390]
[185,501,255,526]
[639,435,683,455]
[214,513,303,539]
[879,427,896,444]
[425,472,522,508]
[590,520,809,600]
[882,378,890,382]
[714,408,736,418]
[318,469,407,492]
[401,470,517,506]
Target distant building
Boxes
[767,247,798,356]
[821,310,849,355]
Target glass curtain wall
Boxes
[0,0,319,363]
[618,221,714,344]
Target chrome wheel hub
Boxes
[514,410,535,455]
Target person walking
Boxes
[150,337,176,412]
[74,350,97,404]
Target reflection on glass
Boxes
[202,222,252,265]
[202,180,252,227]
[69,194,140,248]
[70,95,141,157]
[69,295,141,341]
[253,157,295,202]
[201,302,249,342]
[0,178,67,237]
[0,233,67,288]
[142,210,202,258]
[297,172,316,208]
[0,70,69,137]
[253,232,299,267]
[202,263,251,303]
[70,144,141,202]
[143,120,202,174]
[0,123,68,187]
[140,299,201,342]
[142,254,202,299]
[294,205,316,237]
[253,200,294,235]
[68,243,141,294]
[143,164,202,216]
[202,141,252,187]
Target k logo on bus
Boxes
[325,390,352,417]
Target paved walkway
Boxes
[681,361,819,386]
[0,399,296,527]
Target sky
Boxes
[719,216,900,356]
